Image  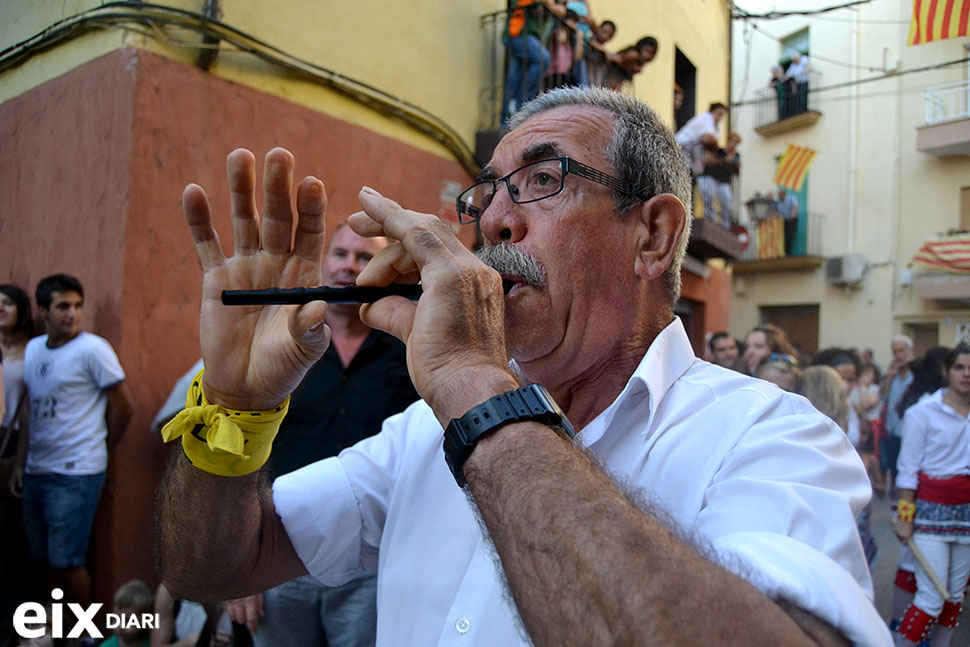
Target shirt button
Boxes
[455,617,471,634]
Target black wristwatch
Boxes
[443,384,575,487]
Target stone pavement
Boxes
[869,491,970,643]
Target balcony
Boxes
[916,79,970,157]
[752,70,822,137]
[911,232,970,303]
[476,6,638,160]
[686,176,744,261]
[731,197,825,273]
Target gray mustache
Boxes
[474,242,547,289]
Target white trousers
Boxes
[911,533,970,615]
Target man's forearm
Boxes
[464,424,848,647]
[105,406,133,453]
[157,450,305,601]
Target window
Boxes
[674,48,697,132]
[780,28,809,67]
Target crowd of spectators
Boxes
[500,0,657,124]
[706,328,970,645]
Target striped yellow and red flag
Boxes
[908,0,970,45]
[911,234,970,272]
[772,144,817,192]
[757,217,785,260]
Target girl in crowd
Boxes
[893,344,970,646]
[0,284,35,493]
[0,284,35,621]
[887,346,951,637]
[742,323,797,376]
[0,285,34,442]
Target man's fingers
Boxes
[183,184,226,270]
[347,209,385,238]
[357,188,468,262]
[356,242,419,287]
[228,149,260,256]
[260,148,296,255]
[290,301,331,354]
[292,176,327,265]
[360,297,416,347]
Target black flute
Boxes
[221,284,423,306]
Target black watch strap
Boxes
[443,384,575,487]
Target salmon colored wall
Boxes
[680,264,732,357]
[1,48,474,602]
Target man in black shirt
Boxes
[224,222,417,647]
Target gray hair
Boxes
[891,335,914,349]
[506,87,692,303]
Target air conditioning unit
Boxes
[825,254,868,285]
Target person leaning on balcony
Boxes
[584,19,616,87]
[674,101,728,177]
[769,64,794,120]
[500,0,556,125]
[776,187,799,257]
[604,35,657,90]
[158,86,891,646]
[697,132,741,228]
[785,52,811,115]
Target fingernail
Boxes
[309,321,324,332]
[361,186,380,196]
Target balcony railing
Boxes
[751,70,822,135]
[478,8,634,131]
[924,79,970,125]
[738,209,824,262]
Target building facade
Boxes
[0,0,732,599]
[729,0,970,363]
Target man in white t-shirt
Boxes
[19,274,133,606]
[674,102,728,175]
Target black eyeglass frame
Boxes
[456,156,644,223]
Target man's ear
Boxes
[633,193,687,281]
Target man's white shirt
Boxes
[274,319,891,646]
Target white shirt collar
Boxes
[577,317,697,446]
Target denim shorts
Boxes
[22,472,106,568]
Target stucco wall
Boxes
[0,47,474,599]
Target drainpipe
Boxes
[846,9,860,253]
[196,0,221,70]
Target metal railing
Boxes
[924,79,970,125]
[738,209,824,261]
[478,7,634,130]
[694,175,741,230]
[751,70,822,130]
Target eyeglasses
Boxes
[456,156,643,224]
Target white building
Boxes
[728,0,970,364]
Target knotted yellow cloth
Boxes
[160,368,289,477]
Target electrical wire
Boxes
[0,1,480,174]
[732,56,969,106]
[732,0,875,20]
[744,19,891,72]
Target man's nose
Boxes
[479,188,527,244]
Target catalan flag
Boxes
[908,0,970,45]
[772,144,817,192]
[757,217,785,260]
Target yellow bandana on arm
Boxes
[160,368,289,477]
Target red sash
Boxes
[917,473,970,505]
